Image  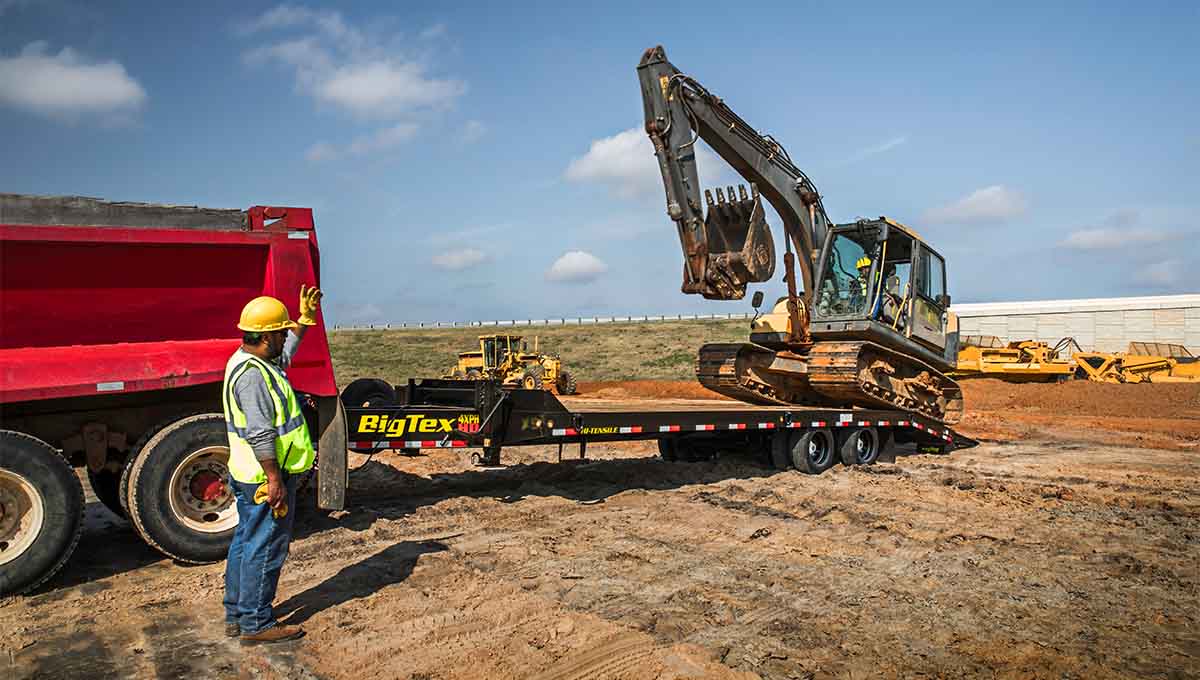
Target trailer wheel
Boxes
[657,438,678,461]
[0,430,85,595]
[838,427,880,466]
[126,414,236,563]
[770,431,792,470]
[791,429,836,475]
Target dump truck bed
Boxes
[0,194,336,403]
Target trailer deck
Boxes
[340,379,975,471]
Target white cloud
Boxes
[1061,227,1169,250]
[432,248,489,270]
[922,185,1027,225]
[0,42,146,119]
[419,23,448,40]
[316,62,465,117]
[238,6,465,119]
[304,141,339,162]
[458,119,486,145]
[840,135,907,165]
[546,250,608,283]
[565,127,722,199]
[1136,259,1181,287]
[305,122,419,162]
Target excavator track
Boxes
[696,341,964,425]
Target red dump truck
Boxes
[0,194,347,595]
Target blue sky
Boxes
[2,1,1197,324]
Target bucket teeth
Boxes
[738,185,748,201]
[715,187,726,204]
[705,189,715,206]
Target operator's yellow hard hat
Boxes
[855,256,873,270]
[238,296,298,332]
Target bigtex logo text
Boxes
[356,414,480,436]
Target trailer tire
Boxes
[791,429,836,475]
[657,438,678,462]
[770,431,792,470]
[0,430,85,595]
[126,414,236,564]
[838,427,881,466]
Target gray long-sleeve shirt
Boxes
[232,331,301,461]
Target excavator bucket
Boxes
[699,183,776,300]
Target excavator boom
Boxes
[638,46,832,301]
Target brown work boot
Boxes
[240,624,305,644]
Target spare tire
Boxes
[126,414,236,563]
[340,379,398,454]
[0,430,85,595]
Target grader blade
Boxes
[698,184,775,300]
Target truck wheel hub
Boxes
[189,470,225,503]
[0,469,46,565]
[168,446,237,534]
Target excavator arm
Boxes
[637,45,833,304]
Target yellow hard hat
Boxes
[855,256,873,269]
[237,296,298,332]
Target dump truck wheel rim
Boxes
[0,469,45,566]
[167,446,237,534]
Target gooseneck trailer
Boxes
[338,377,975,475]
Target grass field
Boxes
[328,319,749,384]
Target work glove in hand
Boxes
[298,284,323,326]
[253,481,289,519]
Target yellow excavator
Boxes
[639,46,962,424]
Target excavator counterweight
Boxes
[639,45,964,424]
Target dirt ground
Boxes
[3,380,1198,679]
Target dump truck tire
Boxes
[791,429,836,475]
[87,466,124,519]
[556,370,578,395]
[0,430,85,595]
[126,414,236,563]
[838,427,880,466]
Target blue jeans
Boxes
[223,474,298,635]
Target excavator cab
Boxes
[811,218,951,362]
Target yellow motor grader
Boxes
[446,334,578,394]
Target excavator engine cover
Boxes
[698,184,775,300]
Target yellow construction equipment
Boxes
[952,335,1077,382]
[446,334,577,394]
[1073,342,1200,383]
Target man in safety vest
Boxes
[222,285,322,644]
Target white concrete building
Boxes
[953,294,1200,353]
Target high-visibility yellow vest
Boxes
[221,350,316,484]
